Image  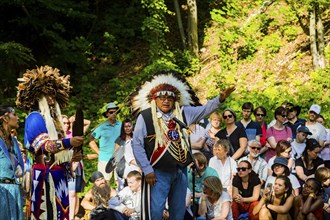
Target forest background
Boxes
[1,0,330,187]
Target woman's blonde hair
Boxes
[204,176,223,199]
[315,167,330,183]
[209,112,222,121]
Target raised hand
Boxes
[220,85,236,102]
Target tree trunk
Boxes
[187,0,198,57]
[309,2,325,70]
[316,3,325,69]
[173,0,186,48]
[309,5,319,70]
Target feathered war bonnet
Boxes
[16,65,71,111]
[131,71,200,115]
[131,72,200,153]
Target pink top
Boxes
[65,130,73,138]
[266,126,292,161]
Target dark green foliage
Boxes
[0,42,36,99]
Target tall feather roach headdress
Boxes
[16,65,71,111]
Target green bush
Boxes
[260,33,283,54]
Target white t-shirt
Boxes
[209,156,237,189]
[110,186,141,219]
[319,128,330,161]
[265,174,300,190]
[189,124,206,154]
[123,140,140,178]
[291,140,306,159]
[306,122,327,142]
[200,191,233,220]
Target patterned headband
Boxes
[0,108,15,119]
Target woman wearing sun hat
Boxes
[265,156,300,196]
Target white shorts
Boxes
[98,160,115,181]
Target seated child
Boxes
[109,170,141,220]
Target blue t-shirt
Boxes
[236,120,262,141]
[92,120,122,161]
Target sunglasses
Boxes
[223,114,233,119]
[236,167,248,172]
[107,111,117,114]
[281,115,287,118]
[256,113,265,117]
[250,146,262,150]
[158,96,175,102]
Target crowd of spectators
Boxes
[79,101,330,220]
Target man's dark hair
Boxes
[242,102,254,111]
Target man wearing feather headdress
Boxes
[131,72,235,220]
[16,65,84,220]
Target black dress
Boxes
[215,126,247,159]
